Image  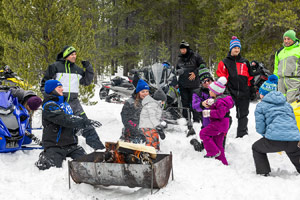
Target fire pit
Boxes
[68,143,173,193]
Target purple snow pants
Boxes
[200,125,228,165]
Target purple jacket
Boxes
[201,95,234,136]
[192,87,210,127]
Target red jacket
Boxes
[216,53,253,99]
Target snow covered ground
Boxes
[1,86,300,200]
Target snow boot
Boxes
[204,151,221,158]
[190,139,204,152]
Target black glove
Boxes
[86,133,105,150]
[156,125,166,140]
[82,129,105,150]
[129,130,146,144]
[86,119,102,128]
[81,60,90,68]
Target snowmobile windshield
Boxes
[150,63,164,88]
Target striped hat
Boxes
[208,77,227,95]
[229,36,241,51]
[259,75,278,96]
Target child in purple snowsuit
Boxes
[200,77,234,165]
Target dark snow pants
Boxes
[233,97,249,138]
[252,137,300,174]
[35,145,86,170]
[179,87,200,122]
[68,98,104,150]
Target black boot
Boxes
[190,139,204,152]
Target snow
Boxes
[1,86,300,200]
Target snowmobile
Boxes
[137,62,196,136]
[250,61,272,101]
[0,86,41,153]
[99,76,135,103]
[0,66,29,88]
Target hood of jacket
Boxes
[142,95,160,106]
[262,91,286,105]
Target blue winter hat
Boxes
[229,36,241,51]
[259,75,278,96]
[135,79,149,93]
[45,80,63,94]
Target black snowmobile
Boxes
[133,62,196,136]
[250,61,272,101]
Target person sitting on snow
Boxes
[120,79,149,144]
[190,67,214,152]
[200,77,234,165]
[252,75,300,176]
[35,80,102,170]
[139,88,167,151]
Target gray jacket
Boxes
[139,95,162,129]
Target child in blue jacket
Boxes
[252,75,300,176]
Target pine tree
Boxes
[0,0,96,92]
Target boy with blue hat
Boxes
[252,75,300,176]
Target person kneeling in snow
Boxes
[35,80,102,170]
[200,77,234,165]
[139,89,167,151]
[252,75,300,176]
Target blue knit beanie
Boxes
[229,36,241,51]
[45,80,63,94]
[259,75,278,96]
[135,79,149,93]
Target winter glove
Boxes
[129,129,146,144]
[202,110,210,118]
[85,119,102,128]
[156,125,166,140]
[81,60,90,68]
[206,98,215,106]
[82,129,105,150]
[89,119,102,128]
[160,121,168,129]
[126,120,138,133]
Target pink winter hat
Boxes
[208,77,227,95]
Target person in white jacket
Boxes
[139,89,167,150]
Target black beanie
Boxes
[62,46,76,58]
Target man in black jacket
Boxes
[36,80,101,170]
[176,40,206,122]
[40,46,104,150]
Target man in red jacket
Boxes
[216,36,254,138]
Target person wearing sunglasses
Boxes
[190,67,214,152]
